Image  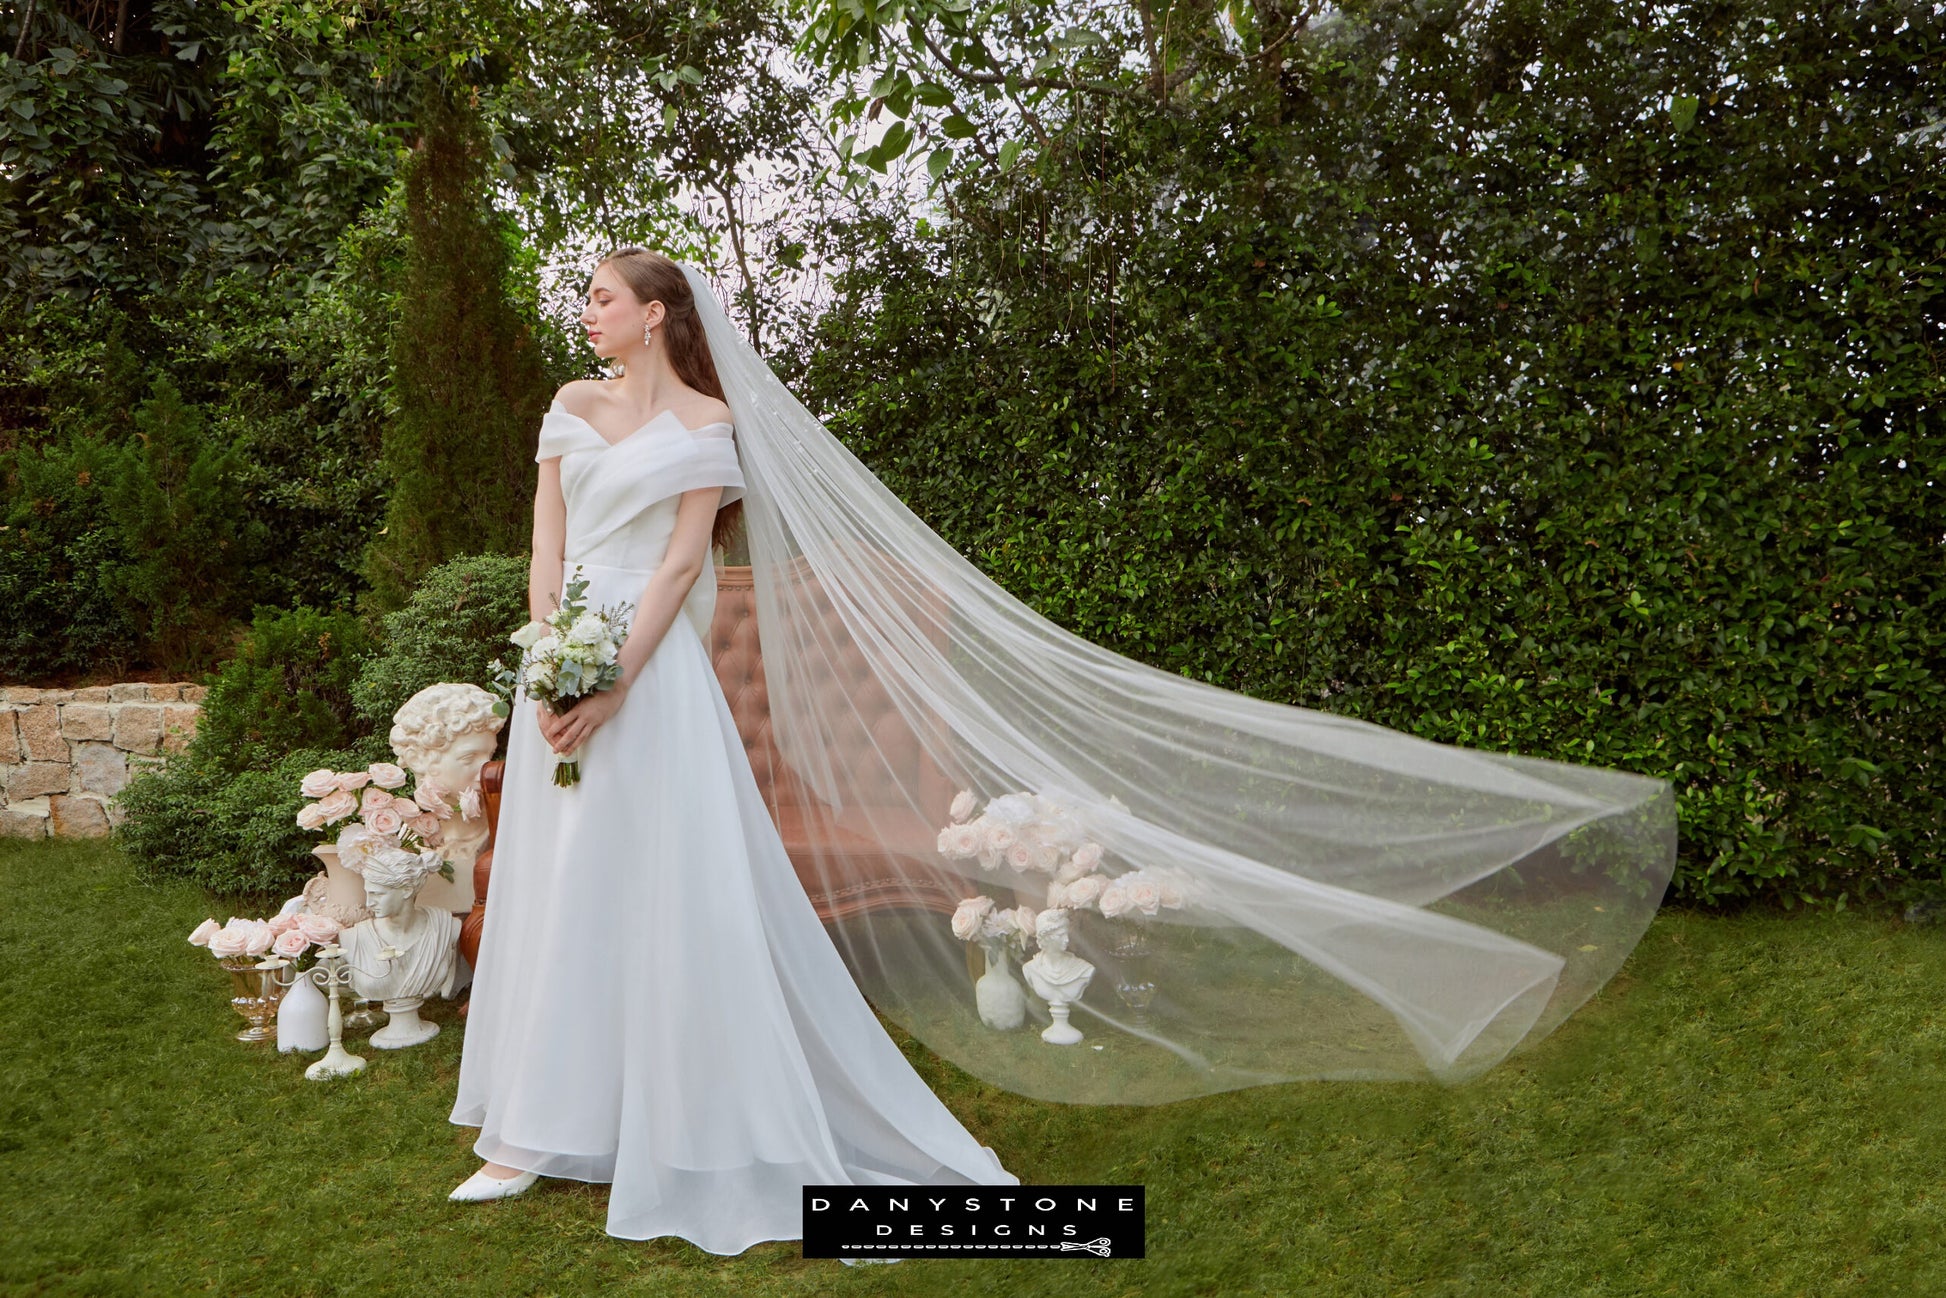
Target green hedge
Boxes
[791,0,1944,907]
[115,554,527,898]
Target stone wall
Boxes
[0,684,205,839]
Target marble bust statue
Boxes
[1022,907,1095,1045]
[389,682,504,914]
[338,844,461,1049]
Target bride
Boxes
[447,249,1017,1255]
[449,246,1677,1255]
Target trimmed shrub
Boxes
[190,606,375,779]
[351,552,531,755]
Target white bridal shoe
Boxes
[449,1166,540,1201]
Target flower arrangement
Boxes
[294,761,455,883]
[188,912,342,969]
[949,894,1040,958]
[936,788,1200,920]
[491,566,632,786]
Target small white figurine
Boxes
[390,682,504,913]
[1021,908,1095,1045]
[337,844,461,1049]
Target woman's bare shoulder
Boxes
[552,377,610,420]
[686,394,733,429]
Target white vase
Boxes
[974,944,1028,1030]
[277,970,329,1052]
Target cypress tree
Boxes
[362,86,551,614]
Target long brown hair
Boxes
[593,247,743,554]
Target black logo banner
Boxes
[802,1184,1146,1259]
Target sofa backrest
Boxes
[707,564,956,820]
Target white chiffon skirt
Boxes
[449,559,1018,1255]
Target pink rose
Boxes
[981,821,1016,855]
[299,768,339,798]
[273,928,311,957]
[1062,874,1106,909]
[413,783,453,818]
[947,824,981,858]
[240,919,276,956]
[315,789,358,824]
[206,924,247,957]
[1043,881,1069,909]
[950,895,995,941]
[365,806,404,836]
[1097,882,1134,919]
[268,912,300,936]
[359,785,391,815]
[187,918,220,947]
[949,790,976,823]
[1071,842,1103,871]
[366,762,408,789]
[1004,841,1036,873]
[408,812,443,841]
[294,913,340,944]
[1125,879,1162,915]
[459,788,483,821]
[296,801,328,831]
[334,769,372,791]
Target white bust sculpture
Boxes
[1021,908,1095,1045]
[338,844,461,1049]
[390,682,504,913]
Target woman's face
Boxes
[581,263,665,364]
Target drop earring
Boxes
[643,322,654,346]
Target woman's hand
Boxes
[539,687,628,754]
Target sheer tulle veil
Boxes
[678,262,1675,1105]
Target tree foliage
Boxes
[791,0,1946,907]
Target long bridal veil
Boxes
[679,263,1675,1105]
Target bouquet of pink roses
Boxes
[294,761,455,883]
[188,912,341,970]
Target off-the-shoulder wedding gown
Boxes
[449,401,1017,1254]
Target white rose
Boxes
[1097,882,1134,919]
[510,620,549,649]
[567,614,604,645]
[949,790,976,823]
[985,793,1034,826]
[298,768,339,799]
[1125,879,1163,915]
[366,762,408,789]
[1062,874,1107,909]
[530,633,561,658]
[1071,842,1103,871]
[951,895,994,941]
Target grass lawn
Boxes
[3,835,1942,1296]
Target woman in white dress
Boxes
[446,248,1017,1254]
[448,245,1677,1252]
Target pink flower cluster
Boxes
[949,894,1040,954]
[296,763,445,848]
[937,788,1198,923]
[188,912,341,962]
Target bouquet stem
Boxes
[551,743,583,787]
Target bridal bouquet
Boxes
[497,567,633,787]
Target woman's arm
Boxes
[611,485,724,693]
[530,457,567,622]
